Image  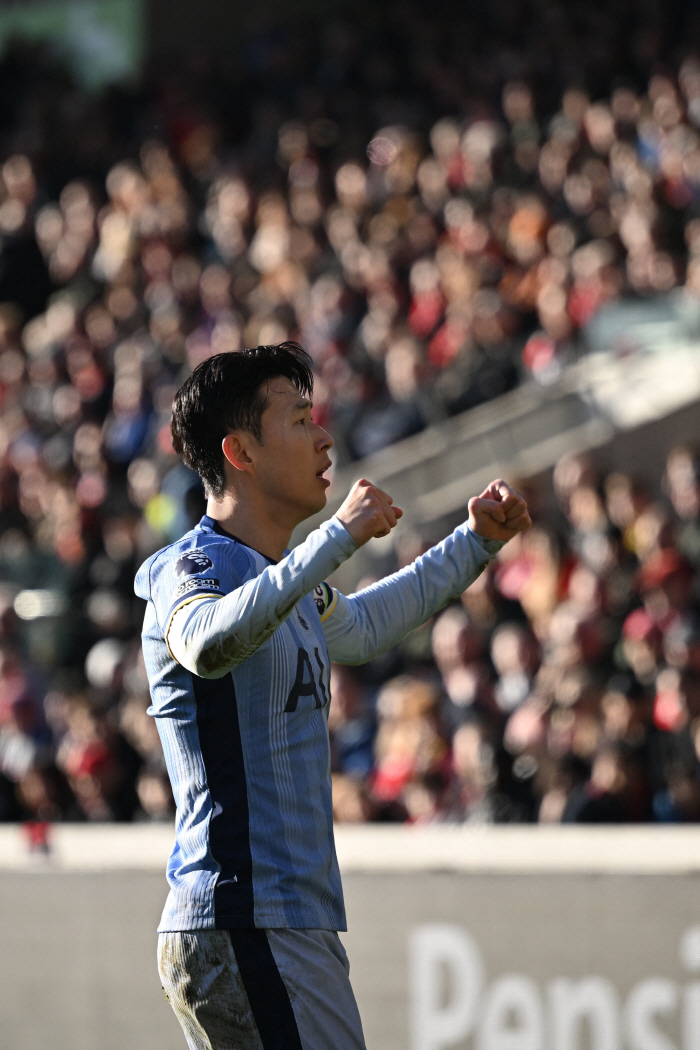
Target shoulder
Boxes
[171,541,219,579]
[135,528,252,601]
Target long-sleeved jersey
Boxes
[135,513,502,932]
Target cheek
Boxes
[285,426,315,462]
[261,432,311,485]
[262,426,296,462]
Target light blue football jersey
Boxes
[135,513,502,932]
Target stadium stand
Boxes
[1,1,700,824]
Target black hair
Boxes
[171,342,314,496]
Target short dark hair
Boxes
[171,342,314,495]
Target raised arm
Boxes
[167,516,357,678]
[321,526,500,664]
[321,480,531,665]
[167,479,402,679]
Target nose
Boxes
[314,422,333,452]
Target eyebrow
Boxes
[293,398,313,410]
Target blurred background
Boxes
[6,3,700,1050]
[3,0,700,840]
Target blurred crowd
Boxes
[1,2,700,822]
[332,447,700,825]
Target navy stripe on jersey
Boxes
[192,672,255,926]
[229,929,303,1050]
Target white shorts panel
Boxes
[158,928,366,1050]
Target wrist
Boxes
[467,525,506,558]
[328,514,361,551]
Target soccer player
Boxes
[135,342,531,1050]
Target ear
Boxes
[222,433,255,474]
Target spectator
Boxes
[2,6,700,822]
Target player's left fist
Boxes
[467,479,532,543]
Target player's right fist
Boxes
[336,478,404,547]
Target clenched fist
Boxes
[337,478,404,547]
[468,480,531,542]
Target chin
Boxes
[301,488,328,519]
[311,490,329,514]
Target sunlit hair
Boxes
[171,342,314,496]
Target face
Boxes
[230,375,333,525]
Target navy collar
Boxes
[200,515,278,564]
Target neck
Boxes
[205,490,295,562]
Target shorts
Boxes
[157,928,367,1050]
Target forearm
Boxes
[167,516,357,678]
[323,525,502,664]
